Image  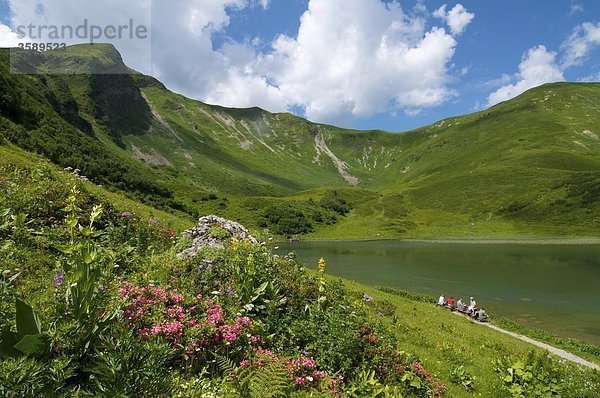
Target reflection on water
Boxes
[276,241,600,345]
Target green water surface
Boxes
[276,240,600,345]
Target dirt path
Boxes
[453,312,600,370]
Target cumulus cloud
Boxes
[0,23,23,47]
[433,4,474,36]
[561,22,600,68]
[7,0,470,126]
[257,0,459,123]
[487,45,564,106]
[154,0,466,126]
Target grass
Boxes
[321,272,600,397]
[0,143,195,232]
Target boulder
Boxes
[178,215,256,258]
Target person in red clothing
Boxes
[447,296,455,309]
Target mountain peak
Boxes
[9,42,129,75]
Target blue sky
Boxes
[1,0,599,132]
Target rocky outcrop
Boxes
[178,215,256,258]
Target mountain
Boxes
[1,43,600,238]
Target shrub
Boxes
[319,191,351,216]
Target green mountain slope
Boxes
[1,44,599,238]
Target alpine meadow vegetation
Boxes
[1,161,600,397]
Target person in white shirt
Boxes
[468,296,476,314]
[438,294,446,306]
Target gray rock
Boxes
[178,215,256,258]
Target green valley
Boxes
[2,44,600,240]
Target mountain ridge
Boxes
[1,43,599,238]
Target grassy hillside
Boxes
[1,155,599,397]
[1,44,600,239]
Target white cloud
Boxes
[487,45,564,106]
[0,23,23,47]
[433,4,474,36]
[561,22,600,68]
[569,2,584,16]
[7,0,468,126]
[253,0,459,124]
[578,71,600,82]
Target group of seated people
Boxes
[437,294,488,322]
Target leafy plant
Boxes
[449,366,475,392]
[0,355,76,397]
[56,186,114,348]
[346,369,406,398]
[84,328,175,396]
[0,299,50,357]
[495,351,561,397]
[317,257,327,310]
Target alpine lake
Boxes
[275,240,600,346]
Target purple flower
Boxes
[53,273,64,286]
[121,211,132,217]
[99,285,106,292]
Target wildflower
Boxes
[362,294,374,303]
[121,211,132,217]
[243,303,254,312]
[148,217,159,225]
[99,285,105,292]
[211,290,220,296]
[240,360,250,367]
[53,273,64,286]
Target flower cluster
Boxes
[285,356,327,387]
[119,283,254,354]
[238,349,333,391]
[364,342,446,396]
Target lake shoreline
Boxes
[278,236,600,245]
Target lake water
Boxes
[275,240,600,346]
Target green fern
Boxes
[216,355,291,398]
